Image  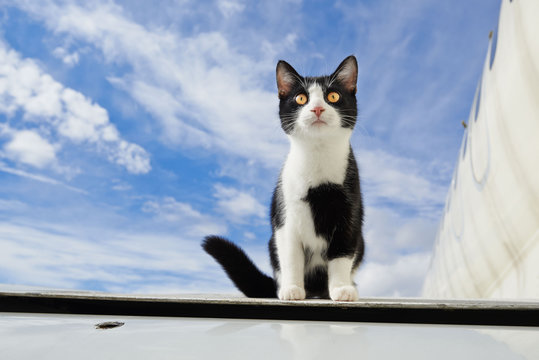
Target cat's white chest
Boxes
[282,134,351,198]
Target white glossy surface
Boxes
[1,313,538,360]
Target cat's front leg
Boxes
[279,284,306,301]
[275,228,306,300]
[328,257,358,301]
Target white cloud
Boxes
[360,149,447,217]
[52,46,79,66]
[3,130,58,168]
[0,199,27,211]
[110,179,132,191]
[0,161,87,194]
[7,1,288,170]
[350,204,438,297]
[108,77,212,149]
[213,184,266,223]
[109,140,152,174]
[218,0,245,18]
[363,206,437,263]
[356,251,431,297]
[0,220,232,293]
[57,88,109,142]
[0,40,151,174]
[142,196,227,236]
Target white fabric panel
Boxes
[423,0,539,299]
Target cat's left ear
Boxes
[332,55,358,94]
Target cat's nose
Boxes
[311,106,325,118]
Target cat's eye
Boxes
[295,94,308,105]
[327,92,340,103]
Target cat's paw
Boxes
[330,285,359,302]
[278,285,306,300]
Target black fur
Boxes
[302,149,364,261]
[304,265,329,298]
[202,236,277,298]
[202,56,365,299]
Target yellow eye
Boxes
[327,92,340,103]
[295,94,308,105]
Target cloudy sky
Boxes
[0,0,500,297]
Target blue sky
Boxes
[0,0,500,296]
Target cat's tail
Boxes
[202,236,277,298]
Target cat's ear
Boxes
[276,60,300,99]
[332,55,358,94]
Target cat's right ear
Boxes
[332,55,358,95]
[276,61,300,99]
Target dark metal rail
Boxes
[1,291,538,327]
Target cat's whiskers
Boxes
[279,118,297,134]
[279,110,303,134]
[341,115,371,138]
[339,115,356,126]
[355,118,371,138]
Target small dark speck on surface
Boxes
[95,321,125,330]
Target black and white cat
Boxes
[203,56,365,301]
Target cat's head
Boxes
[276,56,358,138]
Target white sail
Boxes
[423,0,539,299]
